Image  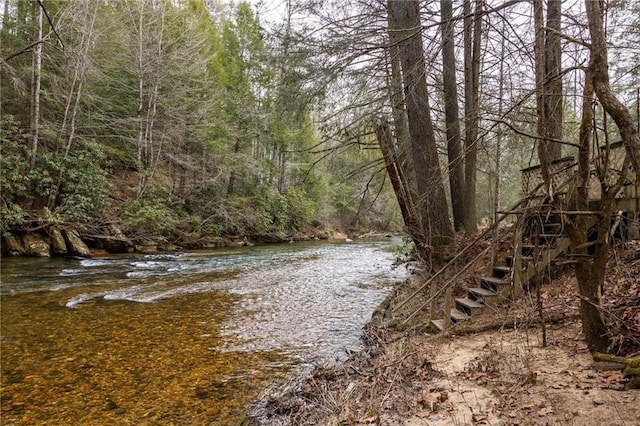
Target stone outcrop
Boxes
[1,234,24,256]
[21,233,51,257]
[50,227,68,255]
[62,229,92,257]
[86,224,135,254]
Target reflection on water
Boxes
[0,239,408,424]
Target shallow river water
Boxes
[0,239,408,424]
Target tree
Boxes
[585,0,640,179]
[534,0,564,195]
[440,0,465,232]
[544,0,563,162]
[563,62,612,354]
[560,0,640,355]
[386,0,453,266]
[29,0,43,170]
[461,0,482,233]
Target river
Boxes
[0,238,408,424]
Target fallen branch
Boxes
[421,312,579,336]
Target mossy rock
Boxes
[623,358,640,389]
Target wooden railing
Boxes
[521,143,639,209]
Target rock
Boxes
[21,233,51,257]
[62,229,91,257]
[50,227,68,254]
[105,400,118,410]
[97,235,135,253]
[1,234,25,256]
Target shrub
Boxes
[123,184,183,239]
[0,115,29,233]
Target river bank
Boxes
[259,238,640,425]
[0,222,377,259]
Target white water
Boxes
[1,239,409,365]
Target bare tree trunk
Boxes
[387,0,453,266]
[375,119,429,260]
[585,0,640,179]
[534,0,551,195]
[564,65,611,355]
[227,133,242,195]
[462,0,481,233]
[440,0,465,232]
[131,1,165,195]
[544,0,563,161]
[385,17,416,203]
[62,1,99,157]
[29,1,43,170]
[491,18,507,266]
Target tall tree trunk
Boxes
[29,1,43,170]
[585,0,640,179]
[462,0,481,233]
[387,0,453,267]
[544,0,563,161]
[533,0,551,195]
[227,139,241,195]
[376,119,429,260]
[384,26,425,256]
[385,17,416,201]
[491,18,507,266]
[440,0,465,232]
[564,65,611,354]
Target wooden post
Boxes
[443,286,453,332]
[429,280,438,321]
[512,215,525,297]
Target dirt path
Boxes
[259,319,638,425]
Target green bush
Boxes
[1,115,109,232]
[123,184,183,239]
[249,187,317,237]
[0,115,30,233]
[392,236,418,263]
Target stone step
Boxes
[451,308,471,322]
[468,287,500,305]
[493,265,511,279]
[431,308,471,332]
[505,255,533,268]
[537,233,563,244]
[480,276,510,293]
[431,319,445,332]
[455,297,485,316]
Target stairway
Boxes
[427,143,639,332]
[431,215,569,332]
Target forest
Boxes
[3,0,636,254]
[1,0,408,252]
